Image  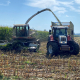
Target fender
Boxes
[49,35,54,41]
[67,35,72,41]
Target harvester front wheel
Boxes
[12,41,23,52]
[47,42,58,57]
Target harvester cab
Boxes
[47,21,79,56]
[13,24,29,38]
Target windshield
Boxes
[55,28,67,37]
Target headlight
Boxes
[60,41,63,43]
[60,41,67,44]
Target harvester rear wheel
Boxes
[47,42,58,57]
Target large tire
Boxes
[47,42,58,57]
[68,41,79,55]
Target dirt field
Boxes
[0,37,80,80]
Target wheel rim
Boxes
[48,45,53,54]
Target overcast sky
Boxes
[0,0,80,33]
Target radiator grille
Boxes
[61,37,66,41]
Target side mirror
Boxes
[49,30,51,35]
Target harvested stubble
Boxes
[0,38,80,79]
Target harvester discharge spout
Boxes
[25,8,62,26]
